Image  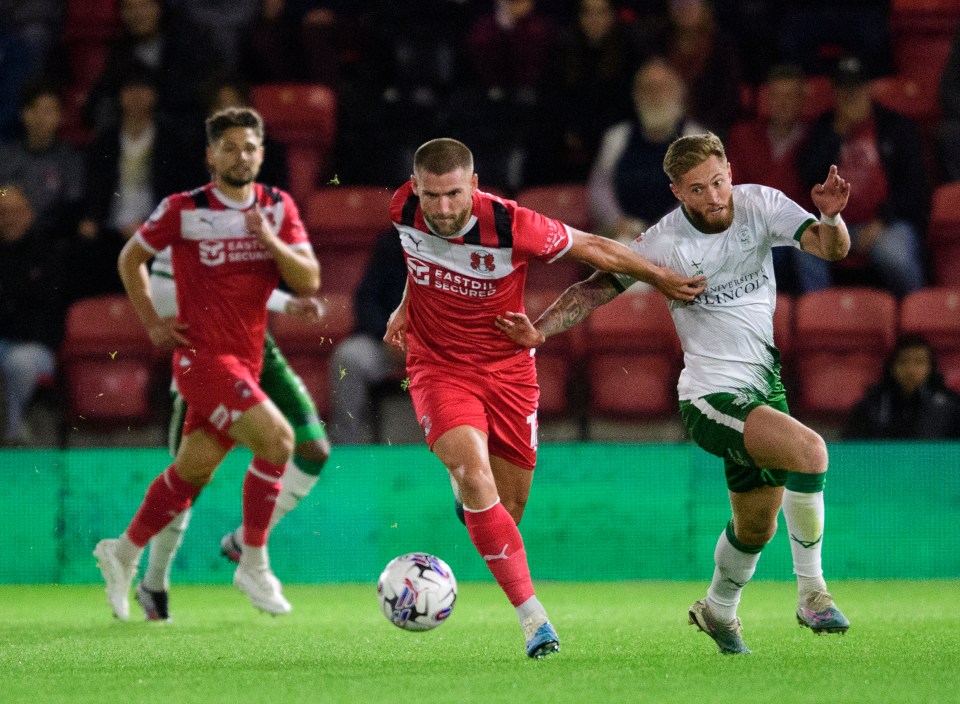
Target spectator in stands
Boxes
[797,55,929,297]
[643,0,742,137]
[76,68,202,300]
[0,14,34,141]
[776,0,893,79]
[328,230,407,445]
[0,1,62,80]
[84,0,221,135]
[844,334,960,440]
[467,0,559,107]
[726,64,811,293]
[938,23,960,182]
[167,0,260,76]
[528,0,643,184]
[0,78,86,234]
[0,183,67,446]
[588,56,704,242]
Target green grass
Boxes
[2,581,959,704]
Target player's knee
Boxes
[736,515,777,546]
[258,420,294,465]
[295,436,331,467]
[500,496,526,525]
[798,429,829,474]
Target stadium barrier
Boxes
[1,442,958,584]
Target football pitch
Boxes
[2,581,958,704]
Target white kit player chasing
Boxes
[497,132,852,654]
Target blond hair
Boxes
[662,132,727,183]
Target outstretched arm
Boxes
[496,270,622,348]
[799,164,852,261]
[564,228,705,301]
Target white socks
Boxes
[782,489,828,597]
[142,508,191,591]
[707,528,762,623]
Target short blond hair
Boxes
[662,132,727,183]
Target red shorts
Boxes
[408,355,540,470]
[173,349,268,448]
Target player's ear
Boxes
[669,183,682,202]
[470,172,478,191]
[411,174,419,195]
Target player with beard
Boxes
[93,107,319,620]
[496,132,853,654]
[384,137,705,658]
[589,56,705,243]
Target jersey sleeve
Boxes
[278,191,309,247]
[511,206,573,263]
[759,185,817,249]
[135,195,182,254]
[610,223,669,291]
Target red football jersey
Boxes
[390,181,573,371]
[135,183,310,371]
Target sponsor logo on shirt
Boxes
[199,238,274,267]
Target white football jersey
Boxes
[615,184,816,399]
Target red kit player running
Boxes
[93,107,320,619]
[384,138,705,658]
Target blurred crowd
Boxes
[2,0,960,446]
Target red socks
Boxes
[126,464,201,547]
[464,500,535,606]
[242,457,286,547]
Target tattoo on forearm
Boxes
[536,274,619,337]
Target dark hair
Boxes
[413,138,474,176]
[883,333,945,388]
[204,107,265,145]
[19,76,62,110]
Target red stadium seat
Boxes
[59,295,161,430]
[523,288,584,418]
[304,186,394,248]
[890,0,960,92]
[515,184,592,232]
[928,183,960,286]
[870,77,939,126]
[584,289,681,419]
[773,292,794,362]
[251,84,337,203]
[793,287,897,418]
[270,292,354,418]
[313,245,371,295]
[899,287,960,392]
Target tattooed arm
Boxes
[495,270,622,348]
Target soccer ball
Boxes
[377,552,457,631]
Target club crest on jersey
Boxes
[737,225,750,247]
[470,250,495,273]
[199,240,226,266]
[234,379,253,399]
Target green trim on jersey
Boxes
[150,270,174,280]
[792,217,817,242]
[679,365,792,493]
[166,332,327,456]
[260,331,327,445]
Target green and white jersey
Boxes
[614,184,816,400]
